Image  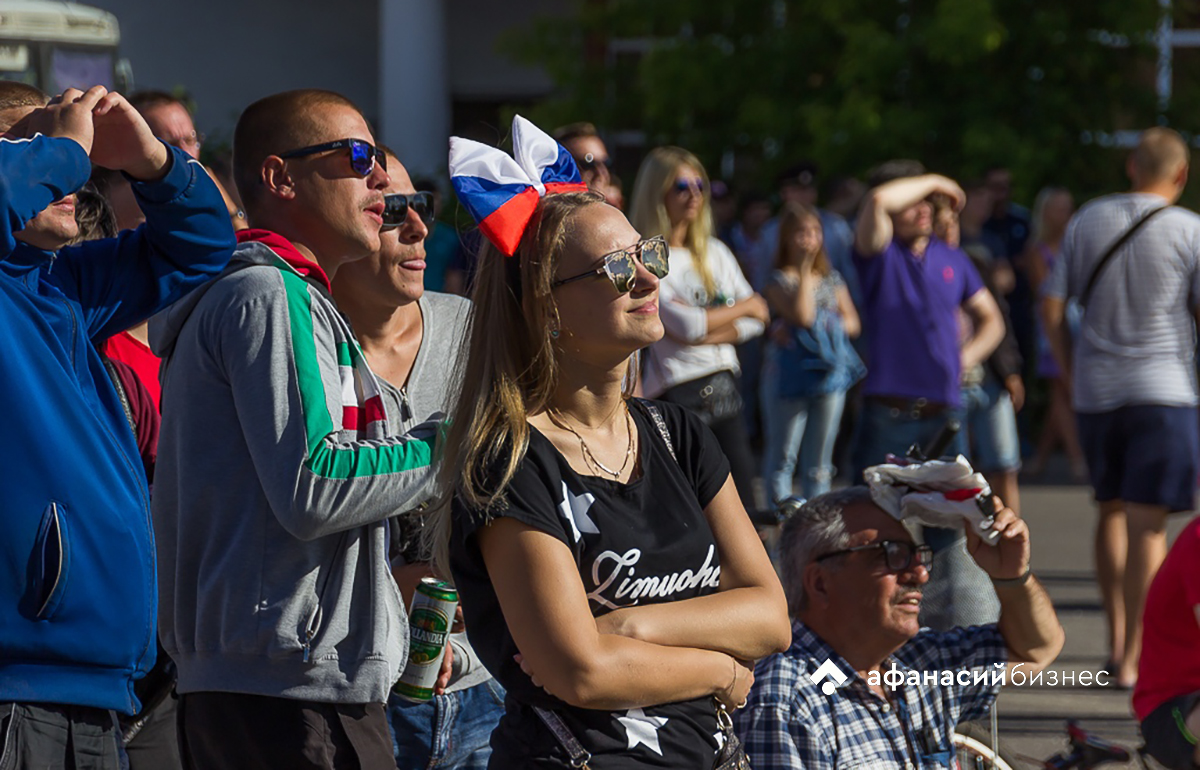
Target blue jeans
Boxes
[388,679,506,770]
[760,381,847,504]
[851,399,968,481]
[961,377,1021,473]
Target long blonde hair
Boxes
[629,146,717,298]
[426,191,616,577]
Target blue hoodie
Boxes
[0,135,235,714]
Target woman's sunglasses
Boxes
[552,235,670,294]
[279,138,386,178]
[382,192,436,230]
[672,178,706,196]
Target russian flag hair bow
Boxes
[449,115,589,256]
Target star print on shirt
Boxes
[618,708,669,755]
[558,480,599,543]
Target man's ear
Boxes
[261,156,295,201]
[803,563,830,610]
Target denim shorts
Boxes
[1077,405,1199,513]
[961,378,1021,473]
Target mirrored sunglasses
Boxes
[279,138,386,178]
[552,235,670,294]
[672,178,706,196]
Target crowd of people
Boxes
[0,77,1197,770]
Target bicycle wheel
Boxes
[953,730,1018,770]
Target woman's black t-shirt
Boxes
[450,399,732,768]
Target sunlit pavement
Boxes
[992,471,1190,768]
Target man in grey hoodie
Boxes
[151,89,439,769]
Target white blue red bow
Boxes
[449,115,589,256]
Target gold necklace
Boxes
[549,402,635,479]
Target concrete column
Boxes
[379,0,451,180]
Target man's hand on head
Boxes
[21,86,106,153]
[89,90,171,182]
[964,503,1030,581]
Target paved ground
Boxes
[982,464,1190,768]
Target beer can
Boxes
[393,577,458,702]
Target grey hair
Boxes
[778,487,874,615]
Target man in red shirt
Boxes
[1135,515,1200,769]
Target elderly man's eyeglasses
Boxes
[814,540,933,573]
[552,235,670,294]
[279,138,386,178]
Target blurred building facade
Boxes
[88,0,565,177]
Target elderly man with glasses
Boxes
[735,487,1064,769]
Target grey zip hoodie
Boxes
[150,234,440,704]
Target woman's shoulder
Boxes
[631,398,708,445]
[452,432,563,521]
[767,268,795,288]
[706,236,739,263]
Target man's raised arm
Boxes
[965,505,1065,674]
[0,86,105,256]
[55,91,235,339]
[855,174,965,257]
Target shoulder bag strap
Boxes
[533,706,592,769]
[1079,205,1169,309]
[631,398,678,465]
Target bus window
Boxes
[51,48,114,92]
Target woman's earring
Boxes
[550,329,560,339]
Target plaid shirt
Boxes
[734,621,1007,769]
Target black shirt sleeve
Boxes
[645,400,732,509]
[452,443,571,548]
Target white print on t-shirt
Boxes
[558,481,599,543]
[617,708,669,755]
[587,544,722,609]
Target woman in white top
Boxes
[630,147,769,513]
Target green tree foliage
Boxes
[508,0,1166,200]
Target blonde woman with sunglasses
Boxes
[629,147,770,515]
[428,118,789,768]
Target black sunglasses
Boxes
[382,192,436,230]
[577,152,612,172]
[814,540,933,573]
[552,235,670,294]
[279,138,386,178]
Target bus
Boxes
[0,1,131,94]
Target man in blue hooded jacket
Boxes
[0,81,235,768]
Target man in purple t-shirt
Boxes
[852,160,1005,628]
